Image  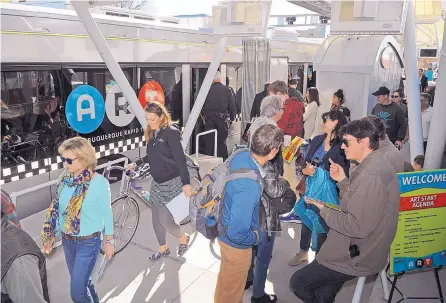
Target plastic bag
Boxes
[294,167,339,251]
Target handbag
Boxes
[242,122,252,143]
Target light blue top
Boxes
[58,174,113,236]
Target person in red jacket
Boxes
[276,86,305,139]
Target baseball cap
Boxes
[372,86,390,96]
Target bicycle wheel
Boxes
[101,195,140,255]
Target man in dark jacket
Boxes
[250,83,270,120]
[288,79,304,100]
[419,68,428,92]
[371,86,406,149]
[1,211,50,303]
[202,72,236,160]
[246,154,296,303]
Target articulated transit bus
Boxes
[0,3,321,221]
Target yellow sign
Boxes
[390,170,446,275]
[282,136,305,163]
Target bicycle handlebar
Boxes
[104,164,150,181]
[104,166,132,181]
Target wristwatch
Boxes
[105,239,115,245]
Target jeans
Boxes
[247,231,276,298]
[300,224,327,253]
[290,260,354,303]
[62,235,101,303]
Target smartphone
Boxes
[305,196,343,212]
[324,203,343,212]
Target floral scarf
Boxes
[41,169,93,247]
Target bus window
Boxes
[139,67,181,124]
[1,69,63,168]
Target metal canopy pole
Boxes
[181,37,228,150]
[403,1,424,161]
[425,21,446,169]
[71,1,146,129]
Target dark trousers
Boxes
[204,115,229,160]
[290,260,355,303]
[300,223,327,253]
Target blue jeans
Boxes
[62,235,101,303]
[251,231,276,298]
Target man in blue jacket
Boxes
[215,124,284,303]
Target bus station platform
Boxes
[20,182,446,303]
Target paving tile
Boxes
[46,241,204,303]
[171,271,216,303]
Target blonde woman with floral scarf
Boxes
[41,137,113,303]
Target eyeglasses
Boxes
[391,95,399,98]
[60,156,78,165]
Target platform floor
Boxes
[33,199,445,303]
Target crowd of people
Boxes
[205,78,431,303]
[1,73,434,303]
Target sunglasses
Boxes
[322,116,331,123]
[60,156,78,165]
[391,95,399,98]
[341,138,354,147]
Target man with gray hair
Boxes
[202,71,236,160]
[247,95,284,144]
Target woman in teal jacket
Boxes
[41,137,114,303]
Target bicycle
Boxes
[101,164,151,255]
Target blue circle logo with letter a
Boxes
[66,85,105,134]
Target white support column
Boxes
[303,63,309,91]
[71,1,146,129]
[181,37,228,150]
[435,23,441,55]
[220,64,227,85]
[403,1,424,161]
[182,64,191,152]
[424,21,446,169]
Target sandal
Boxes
[177,234,190,256]
[149,248,170,261]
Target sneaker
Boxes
[149,248,171,261]
[280,212,302,224]
[288,251,308,266]
[177,234,191,256]
[251,294,278,303]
